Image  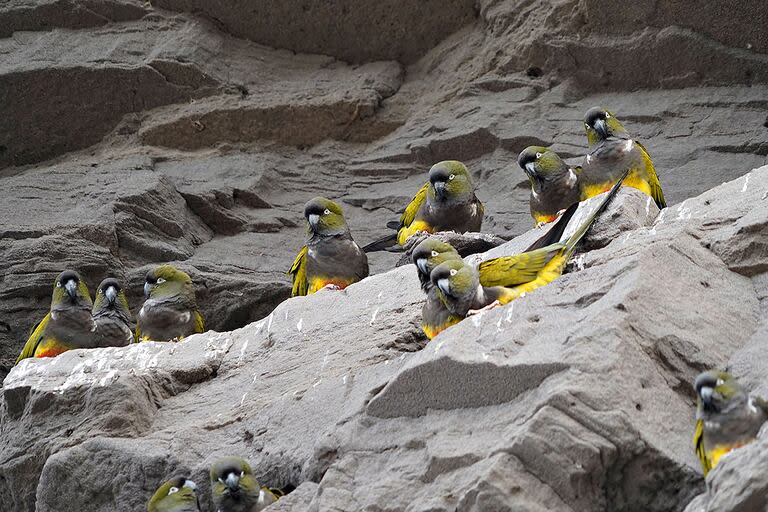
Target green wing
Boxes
[288,246,309,297]
[194,311,205,333]
[636,141,666,209]
[478,243,564,288]
[399,181,429,229]
[693,418,711,476]
[16,313,50,363]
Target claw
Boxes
[322,284,342,291]
[535,221,547,229]
[467,300,501,316]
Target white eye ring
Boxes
[535,152,542,159]
[716,378,724,386]
[449,269,458,276]
[448,174,455,180]
[240,471,245,477]
[156,278,166,284]
[605,113,611,118]
[56,282,62,288]
[324,209,331,215]
[169,487,179,494]
[431,250,439,257]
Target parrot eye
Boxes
[168,487,179,494]
[449,269,458,276]
[156,278,166,284]
[535,152,542,159]
[605,112,611,118]
[240,471,244,477]
[448,174,455,180]
[584,122,589,128]
[323,209,331,215]
[218,478,225,484]
[431,250,439,257]
[56,281,62,287]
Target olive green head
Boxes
[584,107,629,145]
[695,370,744,417]
[304,196,349,237]
[411,238,461,291]
[430,259,478,303]
[147,475,199,512]
[93,278,132,317]
[51,270,92,309]
[210,456,260,502]
[428,161,474,203]
[517,146,568,185]
[144,265,194,300]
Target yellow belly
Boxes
[422,317,462,340]
[532,212,557,225]
[397,221,434,245]
[581,171,652,201]
[708,441,752,471]
[308,276,356,294]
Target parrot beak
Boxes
[144,282,152,298]
[416,258,428,275]
[437,278,451,297]
[182,479,197,491]
[308,214,320,230]
[64,279,78,300]
[433,181,446,200]
[593,118,608,138]
[225,472,240,493]
[105,285,117,304]
[524,161,537,177]
[700,386,714,408]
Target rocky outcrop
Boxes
[2,166,768,511]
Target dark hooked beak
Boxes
[416,258,428,275]
[523,161,537,177]
[700,386,714,407]
[64,279,78,300]
[433,181,446,200]
[593,118,608,139]
[307,214,320,231]
[437,277,451,297]
[105,285,117,304]
[144,282,152,298]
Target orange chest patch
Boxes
[308,277,355,294]
[422,317,462,340]
[33,341,70,359]
[532,213,557,225]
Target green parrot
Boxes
[16,270,95,363]
[425,169,628,335]
[288,197,369,297]
[92,278,135,347]
[363,161,484,252]
[693,370,768,476]
[136,265,205,342]
[147,475,201,512]
[518,146,581,226]
[210,457,279,512]
[580,107,666,209]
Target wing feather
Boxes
[288,246,309,297]
[16,313,50,363]
[478,244,564,288]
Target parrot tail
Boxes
[524,202,579,252]
[362,232,399,253]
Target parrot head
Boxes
[144,265,194,300]
[584,107,629,145]
[517,146,569,186]
[428,161,473,203]
[430,259,479,307]
[147,475,200,512]
[210,456,260,503]
[695,370,745,417]
[93,278,131,316]
[51,270,93,309]
[304,197,349,237]
[411,238,461,291]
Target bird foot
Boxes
[535,221,547,229]
[467,300,501,316]
[321,284,342,291]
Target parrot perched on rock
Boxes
[518,146,581,226]
[147,475,201,512]
[136,265,205,342]
[210,457,280,512]
[424,169,628,335]
[288,197,369,297]
[363,161,484,252]
[16,270,95,363]
[693,370,768,476]
[580,107,666,209]
[92,277,134,347]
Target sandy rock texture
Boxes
[1,0,768,509]
[3,166,768,512]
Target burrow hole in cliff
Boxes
[763,116,768,128]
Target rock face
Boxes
[1,0,768,510]
[2,167,768,512]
